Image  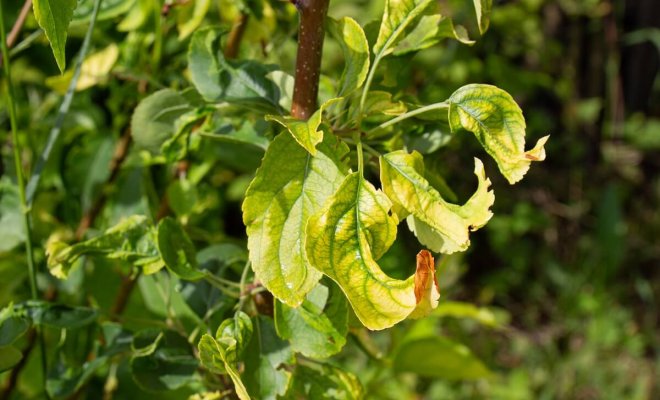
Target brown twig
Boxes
[0,0,32,66]
[224,12,249,59]
[0,330,35,400]
[290,0,331,119]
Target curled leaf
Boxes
[380,151,494,254]
[243,133,349,306]
[306,173,439,330]
[409,250,440,319]
[448,84,549,184]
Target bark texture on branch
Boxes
[291,0,330,119]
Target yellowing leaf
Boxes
[306,173,438,330]
[45,44,119,93]
[373,0,434,58]
[448,84,549,184]
[329,17,370,96]
[243,133,349,306]
[265,98,342,155]
[473,0,492,35]
[380,151,494,254]
[176,0,211,40]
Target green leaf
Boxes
[380,151,494,254]
[305,173,417,330]
[243,316,293,399]
[392,14,474,56]
[32,0,78,72]
[448,84,549,184]
[243,133,349,306]
[166,178,198,218]
[352,91,407,123]
[329,17,370,96]
[188,27,282,111]
[177,0,211,39]
[433,301,501,328]
[282,363,364,400]
[373,0,434,58]
[274,283,348,358]
[393,336,491,380]
[472,0,492,35]
[27,302,98,329]
[2,301,97,330]
[131,330,198,392]
[265,98,342,155]
[198,335,250,400]
[216,311,253,360]
[0,178,25,252]
[0,346,23,373]
[0,315,30,346]
[157,217,205,280]
[131,89,196,154]
[46,215,161,279]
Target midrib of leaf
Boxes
[220,58,278,109]
[345,176,410,309]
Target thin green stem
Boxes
[0,1,47,391]
[366,101,449,134]
[354,131,364,175]
[0,0,36,300]
[358,53,384,119]
[26,0,104,205]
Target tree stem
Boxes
[291,0,330,119]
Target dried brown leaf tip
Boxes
[414,249,438,304]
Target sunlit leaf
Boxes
[373,0,434,58]
[282,363,364,399]
[198,335,250,400]
[329,17,370,96]
[393,14,474,55]
[448,84,549,184]
[45,44,119,93]
[306,173,418,330]
[380,151,494,253]
[265,98,342,155]
[472,0,492,35]
[243,133,349,306]
[177,0,211,39]
[32,0,78,72]
[274,283,348,358]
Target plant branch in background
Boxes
[290,0,331,119]
[0,0,32,67]
[224,12,249,59]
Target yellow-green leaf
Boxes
[373,0,434,58]
[177,0,211,40]
[393,14,474,56]
[380,151,494,254]
[45,44,119,93]
[306,173,418,330]
[265,98,342,155]
[448,84,549,184]
[33,0,78,72]
[243,133,349,306]
[473,0,492,35]
[329,17,370,96]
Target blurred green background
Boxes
[1,0,658,398]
